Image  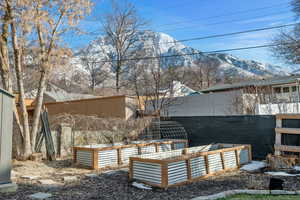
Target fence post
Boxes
[235,149,240,167]
[161,163,168,188]
[275,117,282,156]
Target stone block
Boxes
[0,183,17,193]
[29,192,52,199]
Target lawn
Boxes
[221,194,300,200]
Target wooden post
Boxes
[93,149,98,169]
[73,147,77,163]
[186,159,192,181]
[155,144,159,152]
[235,149,240,167]
[247,145,252,162]
[204,155,210,175]
[161,163,168,188]
[275,117,282,156]
[129,159,133,181]
[117,148,122,165]
[220,152,226,170]
[182,148,188,155]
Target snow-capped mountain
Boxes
[74,30,291,79]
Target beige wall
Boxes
[31,95,137,119]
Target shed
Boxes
[0,88,14,185]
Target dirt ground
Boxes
[1,159,300,200]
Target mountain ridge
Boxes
[74,30,292,79]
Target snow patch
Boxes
[240,161,266,172]
[132,182,152,190]
[294,166,300,171]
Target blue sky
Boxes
[66,0,295,68]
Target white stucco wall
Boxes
[256,103,300,115]
[160,90,244,117]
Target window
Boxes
[283,87,289,93]
[274,87,281,93]
[292,86,297,92]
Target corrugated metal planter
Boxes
[129,143,251,189]
[73,139,188,169]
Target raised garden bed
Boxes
[73,139,188,169]
[129,143,251,188]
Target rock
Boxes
[85,174,98,178]
[0,183,18,193]
[63,176,77,182]
[132,182,152,190]
[11,170,18,178]
[240,161,266,172]
[29,153,43,162]
[38,179,60,190]
[38,179,58,185]
[119,168,128,172]
[21,175,40,180]
[29,192,52,199]
[103,170,116,174]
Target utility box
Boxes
[0,88,14,185]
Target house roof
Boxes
[159,81,201,97]
[26,84,96,102]
[201,75,300,93]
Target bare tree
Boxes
[101,0,146,92]
[191,59,220,90]
[0,0,92,158]
[78,47,109,91]
[127,40,185,116]
[272,0,300,64]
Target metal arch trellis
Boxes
[139,118,188,140]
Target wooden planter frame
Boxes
[275,114,300,155]
[73,139,188,169]
[129,144,251,189]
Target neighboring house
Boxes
[24,84,137,120]
[26,84,96,103]
[201,75,300,104]
[159,81,200,97]
[140,81,200,115]
[27,95,137,120]
[201,75,300,115]
[160,90,244,117]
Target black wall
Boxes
[165,115,276,159]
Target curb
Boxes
[191,189,300,200]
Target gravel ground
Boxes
[1,160,300,200]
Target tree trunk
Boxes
[116,67,120,93]
[10,16,32,158]
[0,9,25,159]
[0,11,12,91]
[30,69,47,152]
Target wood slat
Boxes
[274,144,300,153]
[276,114,300,120]
[275,128,300,134]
